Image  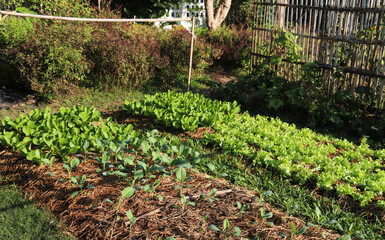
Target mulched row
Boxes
[0,149,341,240]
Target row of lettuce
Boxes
[124,91,385,208]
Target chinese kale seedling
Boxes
[70,174,94,197]
[260,208,273,230]
[236,201,250,219]
[42,155,56,169]
[63,157,80,178]
[290,222,307,240]
[116,187,135,212]
[95,151,111,170]
[210,219,242,239]
[175,167,187,197]
[125,209,137,233]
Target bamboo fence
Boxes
[251,0,385,107]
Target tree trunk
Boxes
[205,0,232,31]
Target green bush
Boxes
[0,9,252,94]
[0,0,94,17]
[1,21,92,94]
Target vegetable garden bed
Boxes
[0,103,342,239]
[125,91,385,210]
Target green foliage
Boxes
[124,90,240,132]
[207,112,385,207]
[1,13,251,95]
[125,91,385,208]
[0,0,94,17]
[214,30,384,147]
[196,25,252,70]
[0,12,35,45]
[0,105,135,162]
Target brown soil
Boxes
[0,146,341,240]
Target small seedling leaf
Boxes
[70,177,78,184]
[336,236,352,240]
[70,157,80,168]
[134,170,144,180]
[157,194,164,201]
[232,226,242,236]
[223,219,230,230]
[206,163,216,171]
[263,190,273,196]
[209,224,221,232]
[71,191,79,198]
[176,167,186,181]
[306,222,315,227]
[122,187,135,199]
[296,226,307,235]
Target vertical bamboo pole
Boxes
[187,16,195,92]
[251,0,258,73]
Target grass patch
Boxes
[0,184,73,240]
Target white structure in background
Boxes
[159,0,206,29]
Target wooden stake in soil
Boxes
[187,16,195,92]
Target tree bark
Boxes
[205,0,232,31]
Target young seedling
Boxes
[209,219,242,239]
[116,187,135,212]
[236,201,250,219]
[94,151,111,170]
[200,215,208,232]
[70,174,94,198]
[125,209,137,233]
[260,208,273,230]
[180,194,195,213]
[175,167,187,197]
[290,222,307,240]
[143,179,161,199]
[63,157,80,178]
[137,160,151,179]
[42,156,56,169]
[109,141,125,163]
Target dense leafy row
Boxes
[125,92,385,208]
[208,113,385,208]
[124,90,240,131]
[0,106,135,163]
[0,105,200,190]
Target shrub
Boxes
[85,23,165,90]
[197,25,252,70]
[0,11,251,95]
[1,21,92,94]
[152,25,211,90]
[1,0,94,17]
